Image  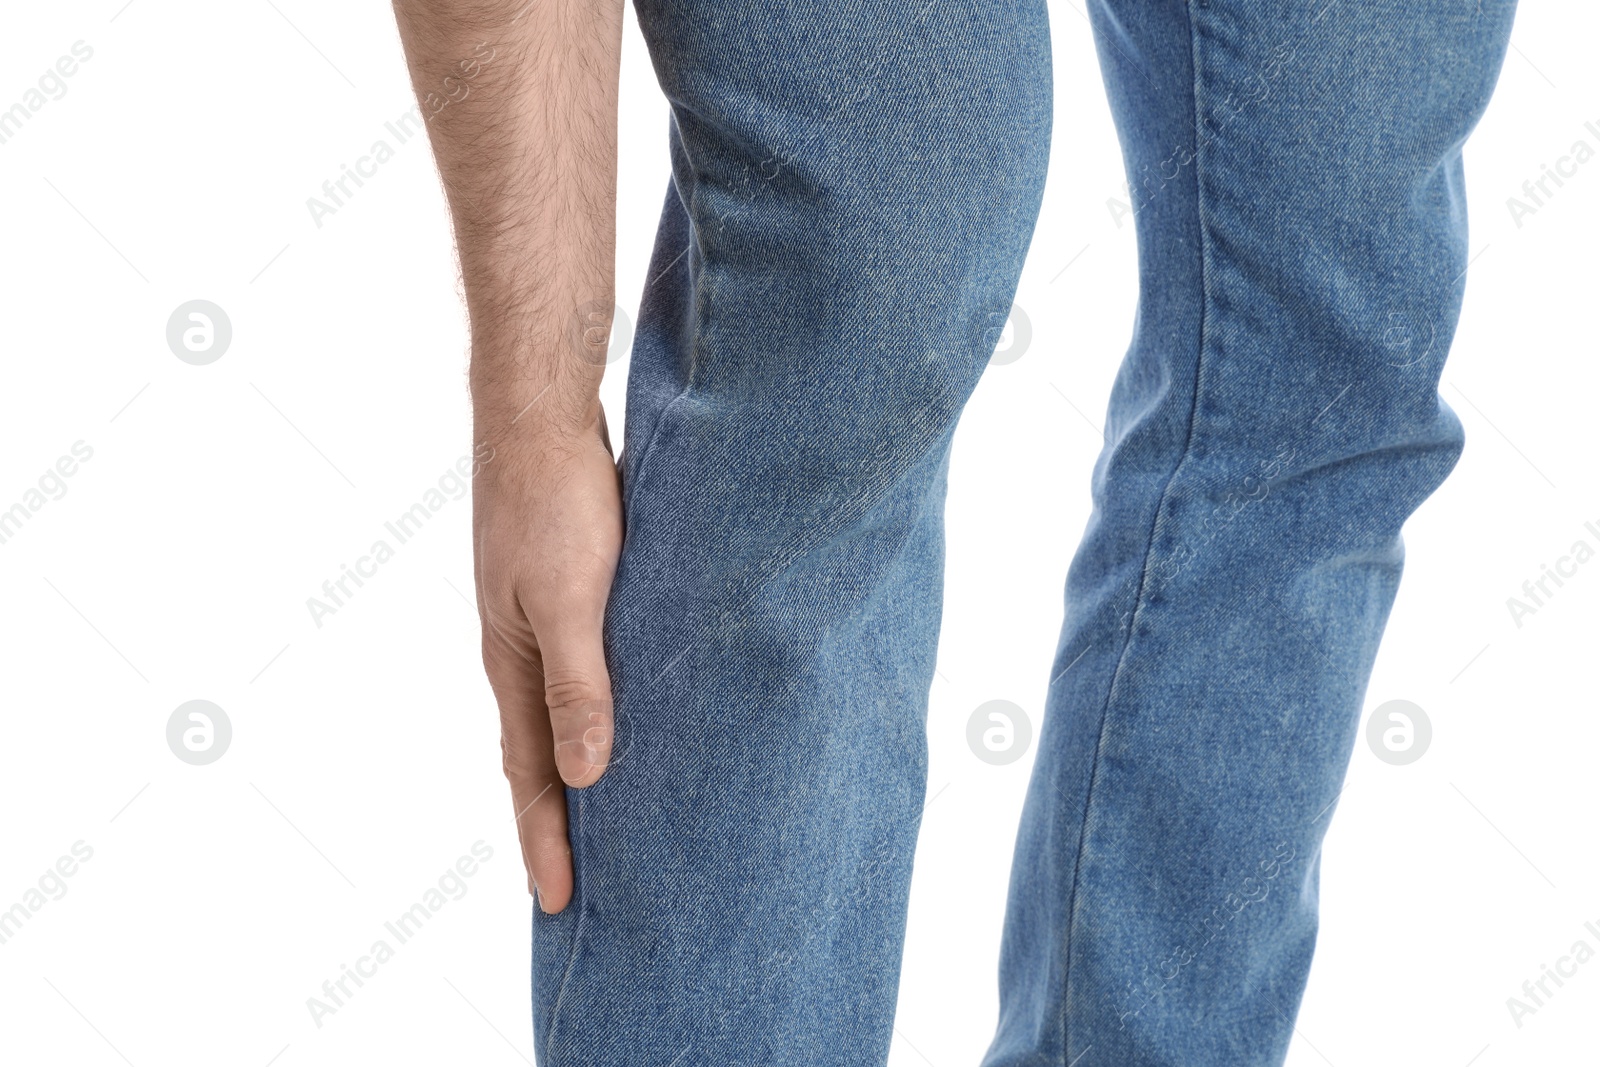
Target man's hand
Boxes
[475,410,621,913]
[391,0,626,912]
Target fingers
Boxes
[514,763,574,913]
[537,621,615,790]
[483,631,574,913]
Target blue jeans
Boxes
[533,1,1517,1064]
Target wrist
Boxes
[472,365,607,456]
[473,384,603,445]
[470,342,606,444]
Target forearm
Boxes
[391,0,624,440]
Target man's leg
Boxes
[984,2,1515,1065]
[530,2,1052,1064]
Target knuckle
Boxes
[542,669,609,714]
[479,620,539,681]
[479,595,529,644]
[479,632,515,676]
[499,735,533,779]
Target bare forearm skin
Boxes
[392,0,625,443]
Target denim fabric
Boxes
[530,0,1515,1064]
[534,2,1051,1063]
[985,2,1515,1064]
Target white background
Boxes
[1,2,1595,1065]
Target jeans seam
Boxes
[1057,2,1217,1058]
[622,127,708,518]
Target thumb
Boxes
[536,622,614,789]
